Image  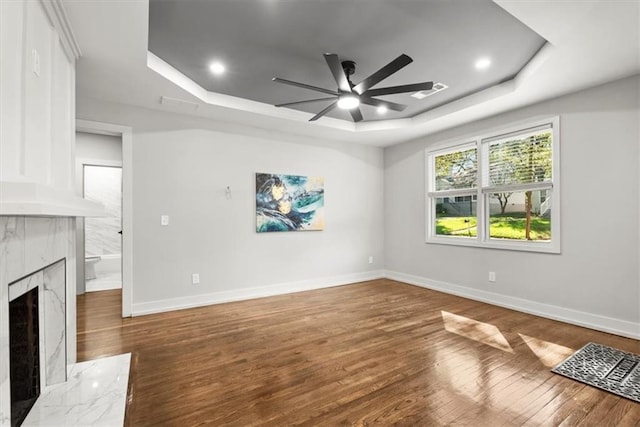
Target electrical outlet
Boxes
[489,272,496,282]
[368,256,374,264]
[160,215,169,226]
[192,273,200,284]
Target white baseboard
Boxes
[130,268,639,340]
[385,270,640,340]
[132,270,385,316]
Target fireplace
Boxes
[3,251,69,426]
[9,288,40,427]
[1,209,87,424]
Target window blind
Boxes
[484,129,552,188]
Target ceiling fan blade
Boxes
[364,82,433,97]
[360,96,407,112]
[324,53,351,93]
[273,77,339,96]
[275,97,337,108]
[350,107,363,122]
[353,54,413,95]
[309,101,338,121]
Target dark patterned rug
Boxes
[552,342,640,403]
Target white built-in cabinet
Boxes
[1,0,76,187]
[0,0,101,216]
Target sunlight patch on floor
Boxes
[518,333,575,368]
[441,311,513,353]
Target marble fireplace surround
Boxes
[10,258,67,382]
[0,217,77,425]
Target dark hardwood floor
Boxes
[76,279,640,426]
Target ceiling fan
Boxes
[272,53,433,122]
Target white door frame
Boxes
[76,119,133,317]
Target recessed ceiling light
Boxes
[209,61,226,76]
[475,57,491,70]
[337,94,359,110]
[377,105,388,115]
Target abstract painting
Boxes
[256,173,324,232]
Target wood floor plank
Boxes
[575,395,626,426]
[76,279,640,426]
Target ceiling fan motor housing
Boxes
[341,60,357,86]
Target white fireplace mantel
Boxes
[0,181,106,217]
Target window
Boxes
[426,117,560,253]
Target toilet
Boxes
[85,256,101,280]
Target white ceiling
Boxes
[64,0,640,147]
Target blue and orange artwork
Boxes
[256,173,324,232]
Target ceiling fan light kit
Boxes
[273,53,433,122]
[337,94,359,110]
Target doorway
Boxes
[75,119,133,317]
[83,164,122,292]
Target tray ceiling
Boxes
[148,0,546,123]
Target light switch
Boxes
[160,215,169,226]
[32,49,40,77]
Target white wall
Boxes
[76,132,122,162]
[384,75,640,337]
[76,99,385,314]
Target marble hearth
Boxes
[1,217,77,425]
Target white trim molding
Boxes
[132,271,385,316]
[130,268,638,339]
[385,270,640,340]
[40,0,82,61]
[0,181,105,216]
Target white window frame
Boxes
[425,116,560,253]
